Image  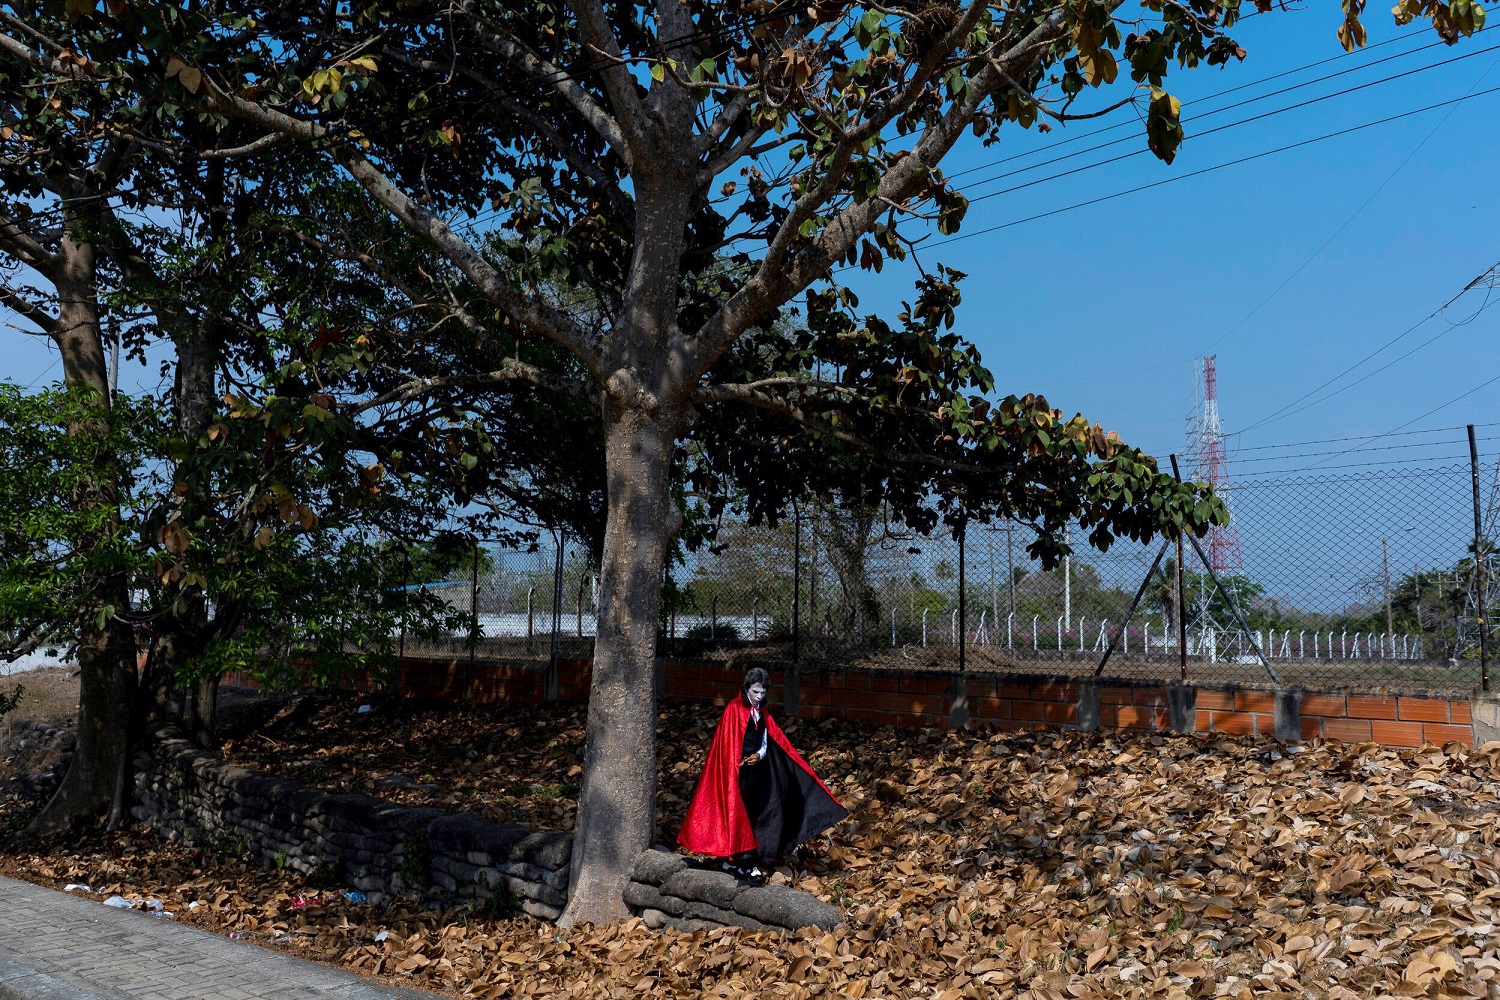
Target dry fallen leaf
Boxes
[3,696,1496,998]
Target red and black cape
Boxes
[677,695,847,859]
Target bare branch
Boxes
[199,132,290,159]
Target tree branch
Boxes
[0,208,59,276]
[0,283,57,333]
[452,0,635,168]
[382,48,632,219]
[687,5,1080,377]
[200,82,607,375]
[564,0,650,151]
[693,380,1022,477]
[354,358,593,413]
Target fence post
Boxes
[785,501,802,717]
[951,521,969,728]
[1170,456,1189,682]
[466,540,478,703]
[792,501,801,666]
[547,531,565,701]
[576,572,586,637]
[1470,425,1489,691]
[397,548,409,695]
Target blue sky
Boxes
[3,7,1496,482]
[833,6,1500,476]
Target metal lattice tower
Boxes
[1184,356,1243,572]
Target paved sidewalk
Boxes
[0,875,445,999]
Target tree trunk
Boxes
[174,319,219,746]
[189,675,218,745]
[560,404,677,927]
[819,504,882,641]
[30,220,138,834]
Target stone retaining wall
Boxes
[131,725,838,933]
[130,725,571,919]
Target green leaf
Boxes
[650,62,665,83]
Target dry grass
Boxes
[0,666,79,729]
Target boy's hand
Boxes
[740,753,761,766]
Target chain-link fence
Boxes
[396,431,1500,694]
[395,535,596,663]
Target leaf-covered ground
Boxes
[4,694,1500,998]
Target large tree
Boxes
[4,0,1477,921]
[0,7,579,824]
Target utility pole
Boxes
[108,330,119,398]
[1469,424,1489,690]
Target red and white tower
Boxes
[1185,356,1242,571]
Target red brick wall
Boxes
[224,657,1477,748]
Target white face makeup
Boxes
[747,682,766,706]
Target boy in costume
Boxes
[677,668,847,880]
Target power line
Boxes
[945,11,1409,182]
[961,33,1474,200]
[1227,421,1500,453]
[1235,266,1500,435]
[1302,371,1500,471]
[1229,435,1500,466]
[1203,50,1500,368]
[842,84,1500,261]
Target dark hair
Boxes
[743,667,769,692]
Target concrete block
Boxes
[629,849,688,887]
[1076,682,1100,733]
[1471,696,1500,747]
[1166,684,1196,733]
[660,868,743,910]
[733,885,841,930]
[1274,688,1303,741]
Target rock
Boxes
[499,860,566,887]
[684,900,766,931]
[520,898,562,921]
[509,830,573,870]
[640,908,669,929]
[624,881,684,916]
[660,868,744,910]
[732,885,841,931]
[374,774,414,789]
[663,916,717,933]
[629,849,688,887]
[428,813,532,860]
